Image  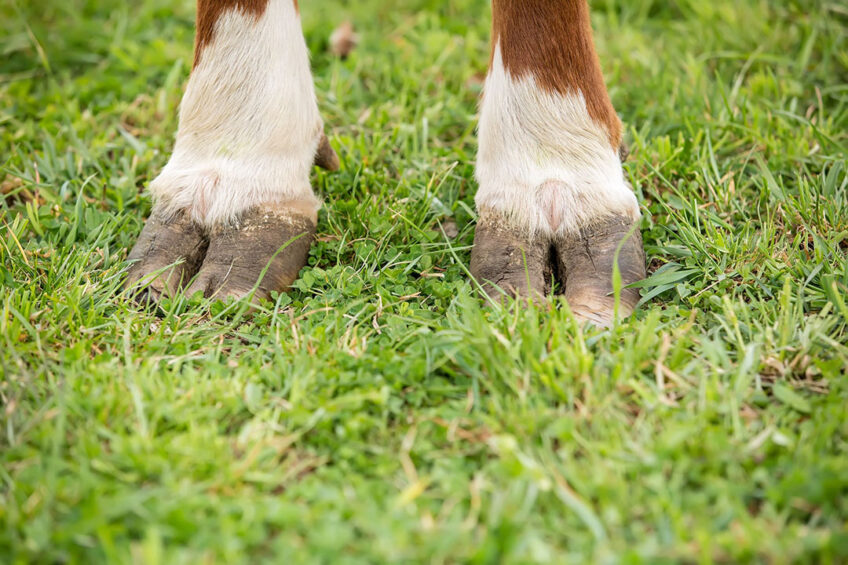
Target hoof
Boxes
[469,218,551,303]
[556,216,646,327]
[125,210,208,304]
[185,208,315,303]
[470,214,645,326]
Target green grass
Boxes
[2,0,848,562]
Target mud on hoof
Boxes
[470,214,645,326]
[185,208,315,303]
[125,210,208,304]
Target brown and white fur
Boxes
[151,0,322,226]
[126,0,645,326]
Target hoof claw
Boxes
[124,210,208,303]
[557,216,645,327]
[469,220,550,304]
[185,209,315,303]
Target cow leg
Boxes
[125,0,337,303]
[471,0,645,325]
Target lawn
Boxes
[2,0,847,562]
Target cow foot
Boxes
[470,214,645,326]
[184,206,315,303]
[125,210,208,304]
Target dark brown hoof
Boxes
[185,208,315,303]
[469,218,551,303]
[470,214,645,326]
[555,216,646,327]
[125,210,208,304]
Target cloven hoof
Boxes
[470,214,646,327]
[125,207,315,306]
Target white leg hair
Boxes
[150,0,322,227]
[475,43,639,238]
